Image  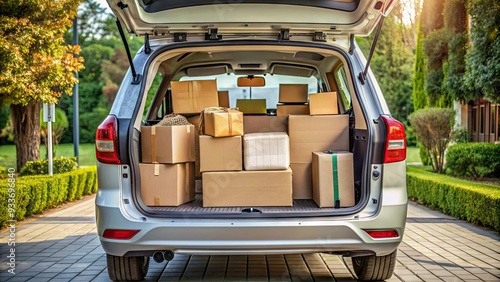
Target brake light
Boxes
[381,115,406,163]
[95,115,121,164]
[103,229,140,240]
[364,230,399,239]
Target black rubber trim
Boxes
[143,0,360,13]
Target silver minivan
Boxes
[96,0,407,280]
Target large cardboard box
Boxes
[218,91,230,108]
[243,115,288,133]
[140,163,195,206]
[288,115,349,163]
[203,109,244,137]
[290,163,312,199]
[171,80,219,114]
[309,92,339,115]
[141,125,195,164]
[202,168,292,207]
[243,132,290,171]
[312,151,355,208]
[279,84,308,103]
[236,99,267,114]
[200,135,242,172]
[276,104,310,116]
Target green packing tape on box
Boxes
[329,152,340,209]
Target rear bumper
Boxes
[96,201,406,257]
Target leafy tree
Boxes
[465,0,500,102]
[410,108,455,173]
[101,47,129,106]
[412,26,428,111]
[442,0,468,102]
[0,0,85,170]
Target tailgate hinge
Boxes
[313,32,327,42]
[279,29,290,40]
[205,28,222,40]
[174,33,187,42]
[144,33,151,54]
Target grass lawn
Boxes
[406,146,420,164]
[0,143,96,169]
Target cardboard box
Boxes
[276,104,310,116]
[243,115,288,133]
[279,84,309,103]
[218,91,230,108]
[243,132,290,171]
[141,125,195,164]
[203,108,244,137]
[186,115,202,177]
[288,115,349,163]
[140,163,195,206]
[202,168,292,207]
[200,135,242,172]
[309,92,339,115]
[290,163,312,199]
[312,151,355,208]
[171,80,219,114]
[236,99,267,114]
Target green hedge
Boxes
[446,143,500,179]
[407,166,500,231]
[0,166,97,228]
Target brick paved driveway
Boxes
[0,195,498,281]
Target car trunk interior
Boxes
[130,44,370,217]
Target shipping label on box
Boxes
[243,132,290,171]
[236,99,267,114]
[202,168,292,207]
[141,125,195,164]
[312,151,355,208]
[243,115,288,133]
[171,80,219,114]
[279,84,309,103]
[200,135,242,172]
[203,108,244,137]
[309,92,339,115]
[140,163,195,206]
[290,163,312,199]
[288,115,349,163]
[276,104,310,116]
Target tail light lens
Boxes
[364,229,399,239]
[381,115,406,163]
[95,115,121,164]
[103,229,140,240]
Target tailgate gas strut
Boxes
[358,0,395,85]
[115,17,142,84]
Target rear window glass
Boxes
[180,74,318,109]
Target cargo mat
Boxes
[148,194,341,214]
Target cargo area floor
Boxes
[148,194,342,214]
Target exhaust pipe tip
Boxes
[153,251,165,263]
[164,250,175,261]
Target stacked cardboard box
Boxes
[277,84,310,116]
[140,124,196,206]
[288,115,349,199]
[243,132,290,171]
[309,92,338,115]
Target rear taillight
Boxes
[381,115,406,163]
[95,115,121,164]
[364,229,399,239]
[103,229,140,240]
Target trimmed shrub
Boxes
[0,166,97,228]
[446,143,500,179]
[407,166,500,231]
[410,108,455,173]
[0,166,7,179]
[19,157,77,176]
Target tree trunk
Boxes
[10,101,42,171]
